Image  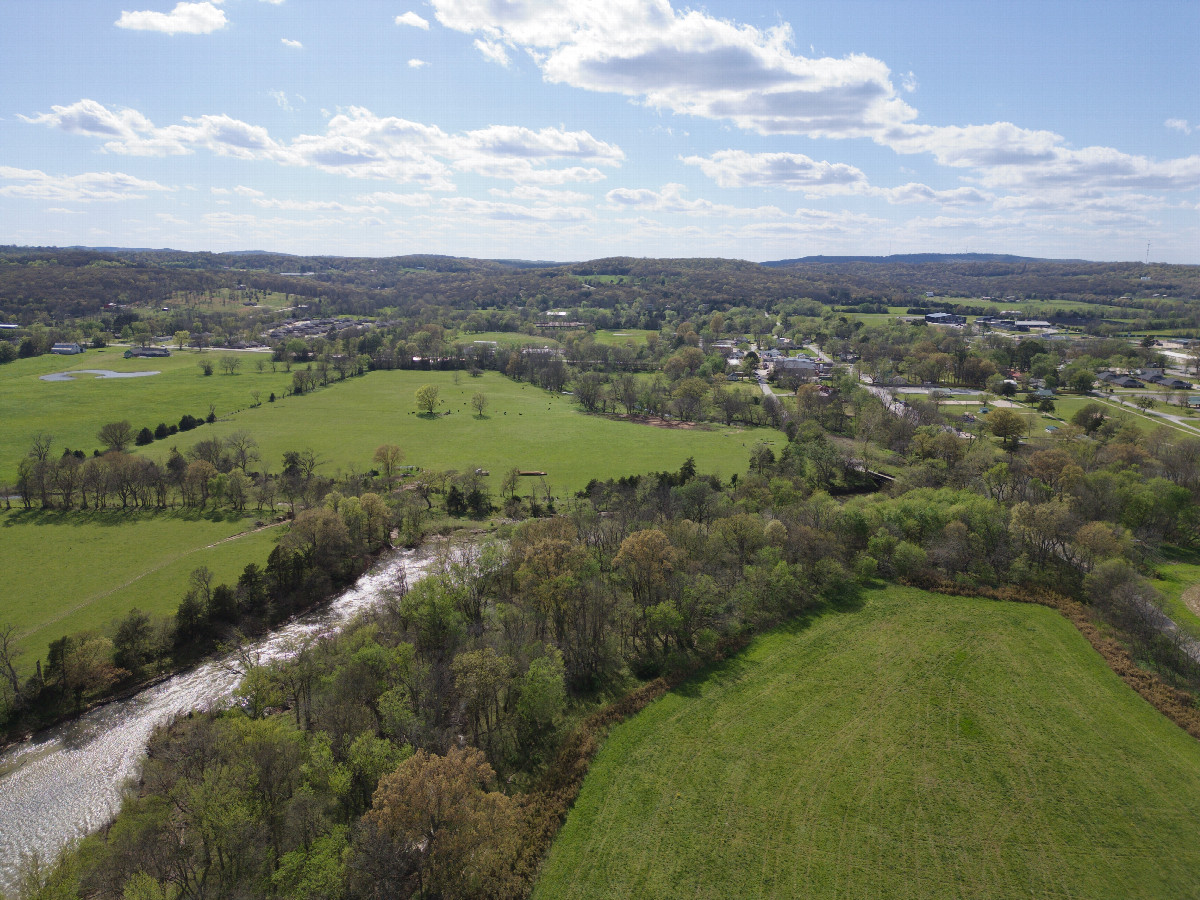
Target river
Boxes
[0,549,430,894]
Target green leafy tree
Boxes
[373,443,405,488]
[353,746,521,900]
[987,407,1025,450]
[1072,403,1107,434]
[415,383,439,415]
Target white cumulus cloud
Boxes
[24,99,625,189]
[431,0,916,139]
[429,0,1200,207]
[682,150,867,191]
[604,182,782,217]
[474,39,509,66]
[408,58,427,68]
[281,38,302,48]
[395,11,430,29]
[0,166,174,201]
[116,1,227,35]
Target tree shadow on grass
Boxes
[671,595,861,700]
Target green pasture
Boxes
[591,329,657,346]
[0,348,292,482]
[990,394,1190,439]
[843,313,905,325]
[534,586,1200,900]
[161,289,298,314]
[1087,395,1200,436]
[937,295,1140,318]
[452,332,562,349]
[147,370,757,496]
[575,274,626,284]
[0,508,281,673]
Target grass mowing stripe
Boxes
[533,586,1200,900]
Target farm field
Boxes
[0,347,291,483]
[842,312,904,325]
[0,508,281,673]
[591,329,657,346]
[160,289,298,314]
[937,295,1138,318]
[533,586,1200,900]
[451,331,562,349]
[145,370,757,495]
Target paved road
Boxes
[1094,393,1200,436]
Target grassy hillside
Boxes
[148,370,756,495]
[0,509,281,673]
[534,587,1200,900]
[0,347,292,482]
[3,354,756,494]
[2,367,755,670]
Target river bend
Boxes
[0,550,428,893]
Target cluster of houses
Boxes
[265,317,374,340]
[711,340,835,380]
[770,355,833,378]
[1096,368,1194,391]
[924,312,966,326]
[973,316,1055,331]
[922,312,1055,332]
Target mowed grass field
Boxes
[0,509,282,673]
[3,365,754,667]
[534,586,1200,900]
[451,332,562,349]
[147,370,757,495]
[0,347,292,483]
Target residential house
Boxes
[773,356,819,377]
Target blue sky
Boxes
[2,0,1198,262]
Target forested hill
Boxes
[763,252,1052,266]
[762,253,1200,303]
[2,246,1198,325]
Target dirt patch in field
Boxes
[1182,585,1200,618]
